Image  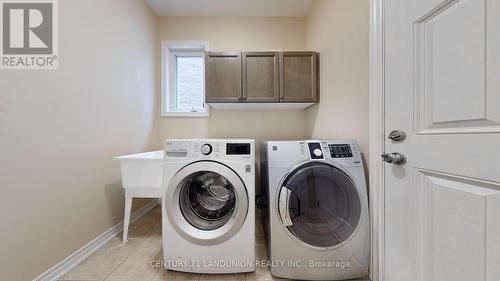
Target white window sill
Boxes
[161,111,210,118]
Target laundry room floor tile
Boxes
[59,237,140,281]
[60,206,371,281]
[255,210,265,239]
[245,265,274,281]
[128,210,161,237]
[104,237,162,281]
[199,273,245,281]
[256,238,268,260]
[152,269,200,281]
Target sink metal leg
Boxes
[123,196,132,243]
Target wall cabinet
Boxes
[243,52,279,102]
[205,51,319,105]
[205,52,242,103]
[280,52,318,103]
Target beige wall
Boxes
[158,17,306,51]
[305,0,370,159]
[0,1,158,280]
[157,17,310,191]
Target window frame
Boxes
[161,41,210,117]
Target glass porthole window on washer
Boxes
[280,162,362,248]
[179,171,236,230]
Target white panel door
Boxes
[383,0,500,280]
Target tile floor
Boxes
[60,206,370,281]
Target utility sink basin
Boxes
[114,150,164,243]
[114,150,164,196]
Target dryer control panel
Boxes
[328,144,353,158]
[303,140,362,167]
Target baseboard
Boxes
[33,199,160,281]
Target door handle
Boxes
[382,152,407,165]
[278,186,293,226]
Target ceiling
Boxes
[146,0,314,17]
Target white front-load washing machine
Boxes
[261,140,370,280]
[162,139,255,274]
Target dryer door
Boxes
[165,161,249,245]
[278,162,361,249]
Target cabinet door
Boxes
[280,52,319,102]
[242,52,279,102]
[205,52,242,103]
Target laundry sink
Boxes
[114,150,164,196]
[114,150,164,243]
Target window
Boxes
[162,41,209,117]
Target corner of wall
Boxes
[302,0,370,158]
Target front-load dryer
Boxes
[261,140,369,280]
[162,139,255,274]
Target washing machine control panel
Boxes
[165,139,254,162]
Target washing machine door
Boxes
[278,161,361,249]
[165,161,248,245]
